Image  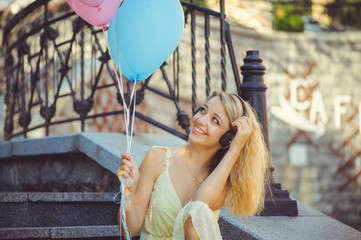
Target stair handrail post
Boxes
[240,50,298,216]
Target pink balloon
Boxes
[78,0,105,7]
[67,0,118,27]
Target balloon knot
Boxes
[102,25,108,31]
[97,7,102,12]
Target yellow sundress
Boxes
[140,146,222,240]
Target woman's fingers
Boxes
[117,153,139,185]
[121,152,132,162]
[117,168,129,181]
[232,116,251,133]
[121,158,133,170]
[230,116,253,150]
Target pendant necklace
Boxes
[185,147,202,185]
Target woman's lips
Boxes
[192,125,206,135]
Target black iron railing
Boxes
[3,0,245,141]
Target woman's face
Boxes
[189,96,231,149]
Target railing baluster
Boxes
[20,54,27,137]
[205,14,211,98]
[80,27,85,131]
[191,0,197,114]
[220,0,227,91]
[44,2,50,136]
[225,23,242,94]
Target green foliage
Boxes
[272,0,312,32]
[182,0,208,13]
[272,0,361,31]
[274,6,304,32]
[195,0,207,7]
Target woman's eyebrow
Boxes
[214,113,224,124]
[204,104,223,124]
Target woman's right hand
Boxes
[117,153,139,196]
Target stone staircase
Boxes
[0,133,185,240]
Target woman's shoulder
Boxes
[140,146,171,170]
[138,146,170,181]
[142,145,185,168]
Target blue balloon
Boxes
[108,10,137,81]
[114,0,184,82]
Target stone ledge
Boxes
[0,192,28,202]
[27,192,115,202]
[0,227,51,239]
[0,134,79,158]
[0,225,119,239]
[219,200,361,240]
[0,132,186,174]
[50,225,119,238]
[0,192,116,203]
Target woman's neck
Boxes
[184,143,218,175]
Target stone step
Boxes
[0,225,140,240]
[0,192,141,239]
[0,192,119,228]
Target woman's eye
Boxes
[200,107,206,113]
[212,117,219,125]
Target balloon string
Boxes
[117,82,136,240]
[113,176,133,240]
[122,82,136,153]
[102,27,136,240]
[101,28,129,113]
[120,81,136,240]
[127,81,137,151]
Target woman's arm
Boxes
[192,116,252,209]
[117,149,164,236]
[184,216,200,240]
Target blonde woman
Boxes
[117,90,270,239]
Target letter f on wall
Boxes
[334,95,351,130]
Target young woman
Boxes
[117,91,270,240]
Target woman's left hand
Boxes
[228,116,253,153]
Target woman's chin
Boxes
[188,134,202,145]
[188,134,218,149]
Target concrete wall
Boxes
[234,28,361,231]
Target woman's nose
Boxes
[196,115,207,126]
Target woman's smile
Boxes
[192,125,207,136]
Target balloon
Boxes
[114,0,184,82]
[67,0,118,27]
[78,0,105,7]
[108,12,137,81]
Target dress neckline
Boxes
[162,146,189,208]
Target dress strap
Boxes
[151,145,172,170]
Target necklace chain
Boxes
[185,148,202,185]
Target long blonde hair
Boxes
[207,91,270,217]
